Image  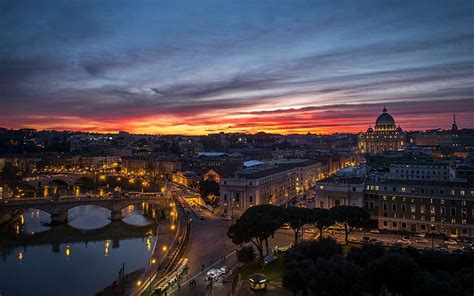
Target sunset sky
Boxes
[1,1,473,135]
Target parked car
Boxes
[369,229,380,234]
[414,233,426,238]
[361,236,370,243]
[397,238,411,245]
[274,243,293,253]
[280,223,290,230]
[416,238,429,244]
[304,228,316,234]
[445,239,458,245]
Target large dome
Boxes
[375,107,395,126]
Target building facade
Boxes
[315,176,365,209]
[365,179,474,238]
[219,160,319,217]
[358,107,406,154]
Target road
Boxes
[164,198,310,296]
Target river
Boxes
[0,204,165,296]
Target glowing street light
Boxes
[65,245,71,259]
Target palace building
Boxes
[357,107,406,154]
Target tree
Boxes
[365,253,420,295]
[311,208,335,241]
[286,206,312,244]
[410,271,460,296]
[309,256,363,296]
[199,180,220,208]
[0,163,21,188]
[228,205,285,265]
[330,206,370,245]
[285,238,342,264]
[347,243,386,267]
[236,245,256,264]
[283,238,343,295]
[283,259,314,296]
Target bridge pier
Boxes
[50,210,68,226]
[110,210,123,221]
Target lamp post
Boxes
[231,198,235,224]
[431,224,435,250]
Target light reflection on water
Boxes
[0,206,158,296]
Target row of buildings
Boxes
[318,108,474,238]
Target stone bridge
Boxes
[0,195,169,225]
[23,173,94,190]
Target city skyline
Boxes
[1,1,473,134]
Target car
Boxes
[445,239,458,245]
[370,238,379,243]
[437,246,449,252]
[361,236,370,243]
[304,228,316,234]
[397,238,411,245]
[462,246,473,252]
[325,226,344,234]
[416,238,429,244]
[369,229,380,234]
[274,243,293,253]
[414,233,426,238]
[223,216,231,221]
[280,223,290,230]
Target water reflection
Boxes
[0,204,163,296]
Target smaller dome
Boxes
[367,127,373,133]
[396,126,403,132]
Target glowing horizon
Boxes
[1,1,473,134]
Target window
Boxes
[450,207,456,217]
[410,205,416,213]
[440,207,446,216]
[335,199,340,206]
[392,222,397,228]
[430,206,436,215]
[383,221,388,227]
[392,204,397,212]
[402,222,406,228]
[383,203,388,211]
[320,201,324,208]
[461,208,467,217]
[401,204,406,212]
[249,196,253,203]
[420,206,426,214]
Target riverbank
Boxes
[97,268,145,296]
